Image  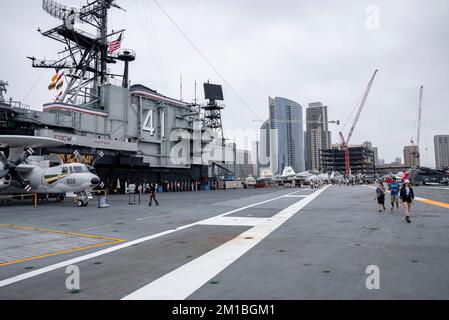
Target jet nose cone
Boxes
[91,177,101,186]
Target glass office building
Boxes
[268,97,305,174]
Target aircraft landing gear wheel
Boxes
[83,202,88,207]
[77,200,84,207]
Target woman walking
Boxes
[375,181,386,212]
[400,179,414,223]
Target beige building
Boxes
[404,145,420,168]
[306,102,331,171]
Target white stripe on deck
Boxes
[198,216,270,227]
[422,186,449,190]
[0,190,299,289]
[122,185,330,300]
[284,195,308,198]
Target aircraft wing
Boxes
[15,164,35,172]
[296,171,312,178]
[0,135,65,148]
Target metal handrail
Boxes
[4,99,31,110]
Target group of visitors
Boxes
[375,177,415,223]
[310,180,324,189]
[163,180,214,192]
[338,178,356,186]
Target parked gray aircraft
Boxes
[0,136,103,206]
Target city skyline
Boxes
[1,0,448,167]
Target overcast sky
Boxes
[1,0,448,167]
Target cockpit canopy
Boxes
[61,164,89,174]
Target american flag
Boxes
[108,33,122,55]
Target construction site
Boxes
[320,146,376,175]
[320,72,426,178]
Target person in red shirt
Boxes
[402,171,410,182]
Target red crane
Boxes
[339,70,378,176]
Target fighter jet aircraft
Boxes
[0,135,103,207]
[277,167,307,186]
[278,167,333,186]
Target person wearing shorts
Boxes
[389,177,400,211]
[375,181,386,212]
[400,179,414,223]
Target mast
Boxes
[29,0,125,108]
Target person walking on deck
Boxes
[400,179,414,223]
[375,181,386,212]
[389,177,401,211]
[148,183,160,207]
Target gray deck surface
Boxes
[0,185,448,300]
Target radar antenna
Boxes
[30,0,125,109]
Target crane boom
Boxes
[346,69,378,145]
[339,69,378,176]
[417,85,423,147]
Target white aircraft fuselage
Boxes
[0,162,100,194]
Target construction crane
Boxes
[410,86,424,163]
[339,70,378,177]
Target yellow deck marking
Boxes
[415,198,449,209]
[0,224,124,267]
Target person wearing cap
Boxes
[388,177,401,211]
[400,179,414,223]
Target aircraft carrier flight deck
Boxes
[0,185,448,300]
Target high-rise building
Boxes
[372,147,379,166]
[304,130,308,169]
[404,145,420,168]
[258,120,271,176]
[235,149,255,179]
[434,135,449,169]
[268,97,305,175]
[362,141,379,166]
[306,102,331,171]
